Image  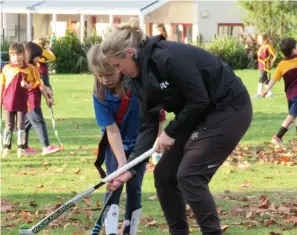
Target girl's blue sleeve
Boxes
[93,95,115,127]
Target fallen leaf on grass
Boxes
[292,216,297,226]
[245,211,253,218]
[259,195,271,209]
[221,224,229,231]
[74,169,81,174]
[148,195,158,201]
[145,220,158,227]
[229,205,244,215]
[240,180,252,188]
[83,197,92,207]
[29,201,37,208]
[41,230,50,235]
[263,216,277,227]
[95,200,101,210]
[278,205,291,215]
[55,168,65,173]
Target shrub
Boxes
[204,37,249,70]
[51,30,102,73]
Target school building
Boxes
[0,0,249,44]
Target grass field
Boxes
[1,69,297,235]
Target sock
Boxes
[276,126,288,139]
[3,130,12,149]
[257,83,263,95]
[17,130,25,149]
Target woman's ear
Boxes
[126,48,138,60]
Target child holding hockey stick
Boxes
[24,42,60,155]
[88,44,150,235]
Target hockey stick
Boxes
[49,105,64,151]
[0,104,3,154]
[90,190,118,235]
[90,175,137,235]
[19,147,155,235]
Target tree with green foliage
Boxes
[238,0,297,40]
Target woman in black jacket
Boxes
[99,19,253,235]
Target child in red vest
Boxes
[253,33,277,99]
[1,43,37,157]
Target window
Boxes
[218,23,244,37]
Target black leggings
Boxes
[259,70,270,84]
[154,92,253,235]
[25,108,50,148]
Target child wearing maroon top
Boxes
[24,42,60,156]
[1,42,36,157]
[35,37,55,92]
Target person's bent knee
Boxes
[154,165,176,189]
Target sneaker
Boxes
[42,145,60,156]
[271,136,283,145]
[266,92,274,98]
[17,148,25,157]
[2,148,11,158]
[252,95,262,100]
[25,147,39,155]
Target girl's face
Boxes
[33,56,40,65]
[107,49,140,78]
[10,52,24,66]
[293,45,297,56]
[98,70,121,89]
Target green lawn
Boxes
[1,70,297,235]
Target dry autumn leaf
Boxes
[221,224,229,232]
[145,220,158,227]
[74,168,81,174]
[240,180,252,188]
[148,195,158,201]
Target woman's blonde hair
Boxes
[101,18,147,58]
[87,44,126,101]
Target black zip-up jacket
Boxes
[127,35,248,172]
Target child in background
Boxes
[156,24,168,39]
[35,37,55,94]
[254,33,277,99]
[24,42,60,155]
[0,43,36,157]
[262,37,297,144]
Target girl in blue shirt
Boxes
[88,44,146,235]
